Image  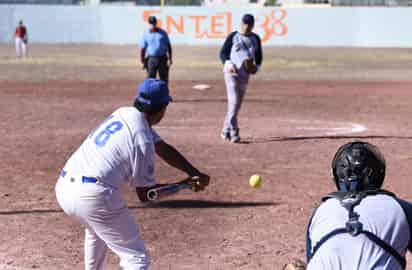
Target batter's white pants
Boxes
[15,37,27,58]
[222,71,249,135]
[55,173,149,270]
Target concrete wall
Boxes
[1,5,412,47]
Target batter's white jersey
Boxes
[63,106,161,188]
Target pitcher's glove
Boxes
[243,58,258,74]
[282,259,306,270]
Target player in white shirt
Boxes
[305,141,412,270]
[55,78,210,270]
[219,14,262,143]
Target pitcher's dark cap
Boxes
[148,16,157,25]
[242,14,255,25]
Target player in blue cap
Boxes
[56,78,209,270]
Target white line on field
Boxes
[0,264,32,270]
[156,126,209,130]
[156,121,367,136]
[325,123,367,136]
[296,122,367,135]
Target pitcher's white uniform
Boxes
[219,15,262,142]
[56,106,161,270]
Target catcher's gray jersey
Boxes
[307,194,412,270]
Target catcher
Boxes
[219,14,263,143]
[305,141,412,269]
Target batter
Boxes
[55,79,209,270]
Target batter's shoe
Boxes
[220,131,230,141]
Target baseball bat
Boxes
[146,182,193,201]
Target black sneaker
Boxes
[230,131,240,143]
[220,132,230,141]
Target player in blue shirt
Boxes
[140,16,172,84]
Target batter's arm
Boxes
[155,140,201,177]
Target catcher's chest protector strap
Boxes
[307,190,406,269]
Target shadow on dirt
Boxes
[138,200,277,209]
[174,98,278,104]
[0,201,276,215]
[240,135,412,144]
[0,209,63,215]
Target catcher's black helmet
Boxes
[331,141,386,192]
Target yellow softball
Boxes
[249,174,262,188]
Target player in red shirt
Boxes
[15,20,28,58]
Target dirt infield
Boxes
[2,45,412,269]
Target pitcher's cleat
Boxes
[220,132,230,141]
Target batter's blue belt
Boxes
[60,170,98,183]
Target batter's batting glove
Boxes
[187,174,209,192]
[282,259,306,270]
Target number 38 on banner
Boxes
[259,10,288,42]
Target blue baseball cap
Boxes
[136,79,172,107]
[242,14,255,25]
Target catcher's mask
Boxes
[331,141,386,192]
